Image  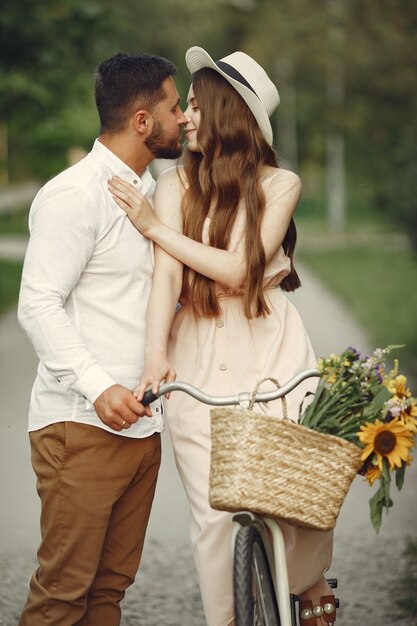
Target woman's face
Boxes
[184,84,201,152]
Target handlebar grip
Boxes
[142,388,159,406]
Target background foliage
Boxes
[1,1,416,221]
[0,0,416,374]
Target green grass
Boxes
[0,206,30,234]
[0,206,29,235]
[0,260,23,315]
[0,205,27,314]
[299,244,417,381]
[297,186,396,236]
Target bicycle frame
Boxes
[141,369,322,626]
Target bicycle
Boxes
[142,369,340,626]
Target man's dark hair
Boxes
[95,52,177,133]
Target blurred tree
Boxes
[0,0,115,180]
[230,0,329,212]
[325,0,346,233]
[343,0,417,248]
[232,0,417,245]
[0,0,233,180]
[104,0,235,96]
[1,0,415,248]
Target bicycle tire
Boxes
[234,525,281,626]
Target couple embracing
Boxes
[18,46,336,626]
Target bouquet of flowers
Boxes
[300,346,416,532]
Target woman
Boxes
[108,47,336,626]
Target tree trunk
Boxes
[0,122,9,186]
[326,0,346,233]
[276,58,298,172]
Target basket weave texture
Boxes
[209,407,363,531]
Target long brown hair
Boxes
[181,68,300,319]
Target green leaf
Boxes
[381,459,391,483]
[305,394,341,428]
[369,487,384,533]
[362,386,391,420]
[369,460,395,532]
[396,462,407,491]
[381,461,392,509]
[298,392,314,419]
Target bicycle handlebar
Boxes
[142,368,320,407]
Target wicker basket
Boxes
[209,405,363,531]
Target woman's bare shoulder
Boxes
[261,167,302,211]
[261,166,301,189]
[153,166,186,222]
[156,165,188,193]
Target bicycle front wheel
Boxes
[234,525,281,626]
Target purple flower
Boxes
[347,346,361,358]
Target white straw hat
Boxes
[185,46,279,146]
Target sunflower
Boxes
[387,396,417,433]
[357,418,414,470]
[387,374,412,399]
[365,462,381,486]
[399,400,417,433]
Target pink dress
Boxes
[166,170,333,626]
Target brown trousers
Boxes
[19,422,161,626]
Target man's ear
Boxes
[133,110,152,135]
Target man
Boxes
[17,52,187,626]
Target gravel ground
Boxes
[0,542,205,626]
[1,531,416,626]
[330,531,416,626]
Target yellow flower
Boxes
[325,368,337,384]
[365,462,381,486]
[318,360,338,383]
[357,418,414,470]
[384,358,399,383]
[399,401,417,433]
[387,375,412,399]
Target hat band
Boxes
[216,60,259,99]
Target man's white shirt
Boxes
[18,139,163,437]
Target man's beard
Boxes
[145,119,183,159]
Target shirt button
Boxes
[219,363,228,371]
[133,179,138,184]
[216,319,224,328]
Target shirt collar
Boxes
[91,138,156,199]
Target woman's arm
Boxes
[133,172,184,400]
[108,168,301,290]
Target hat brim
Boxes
[185,46,274,145]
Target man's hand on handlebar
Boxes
[94,384,152,431]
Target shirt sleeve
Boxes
[17,184,116,404]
